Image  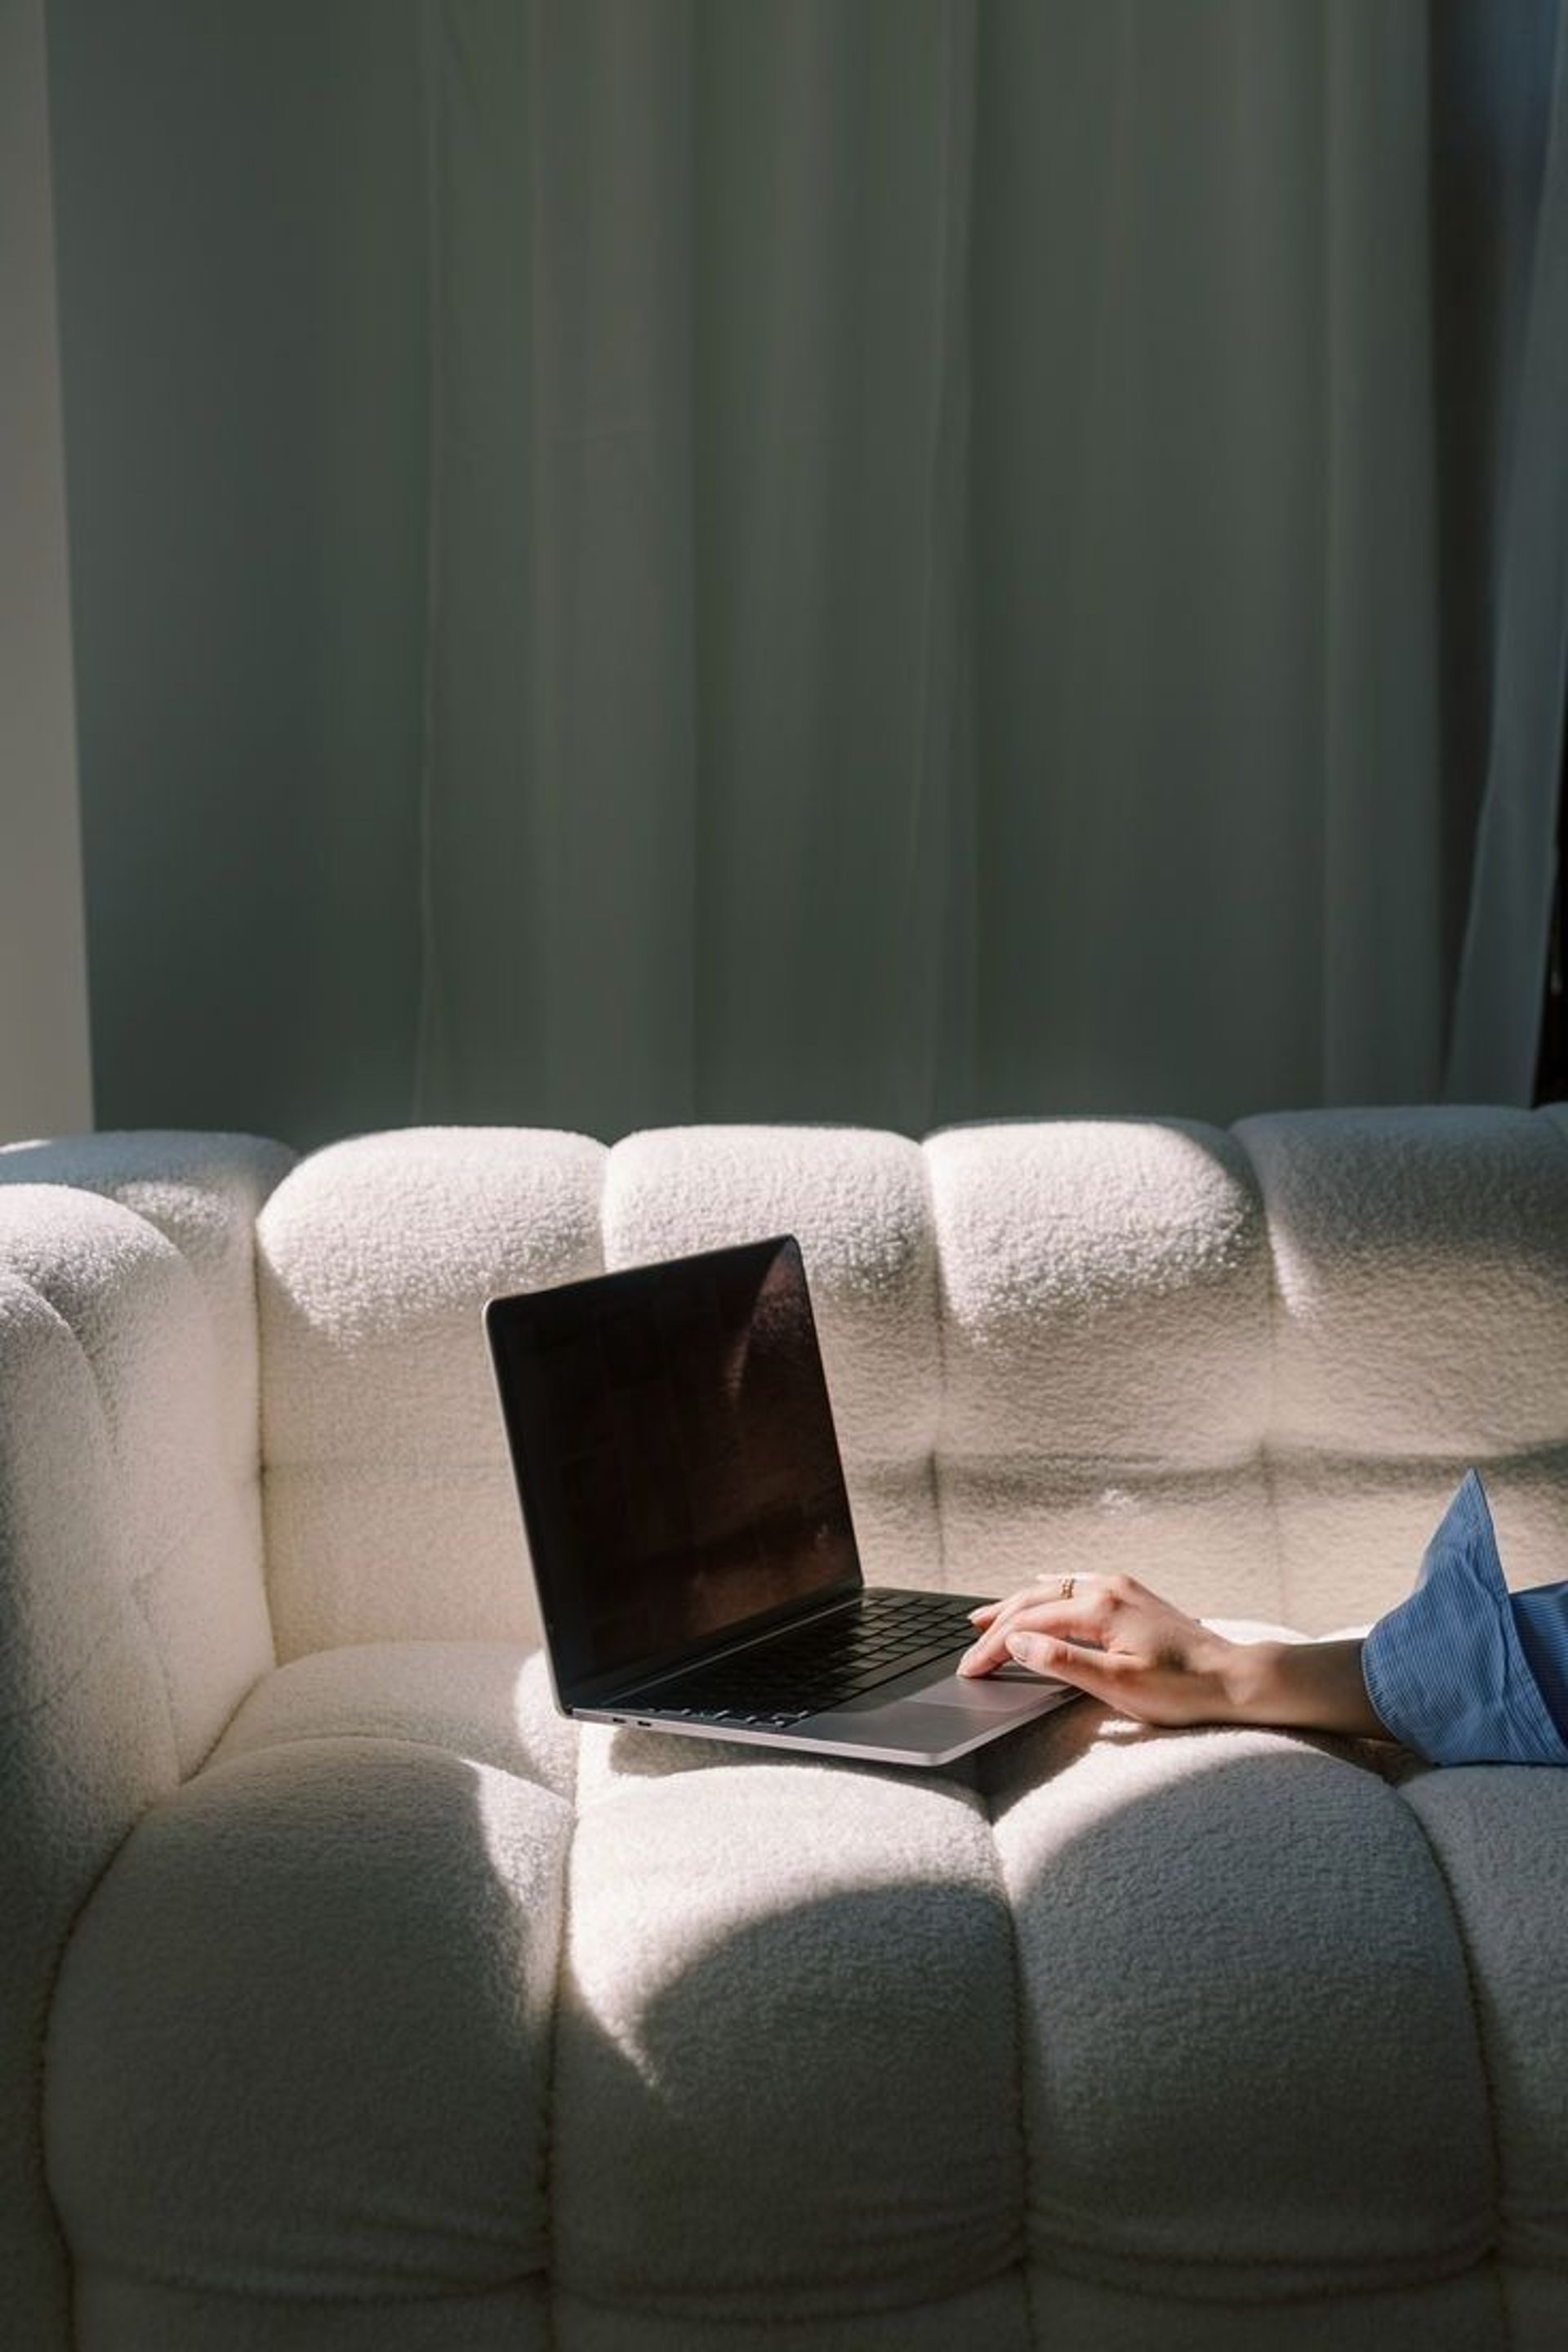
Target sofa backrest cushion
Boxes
[256,1107,1568,1660]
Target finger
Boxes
[969,1584,1111,1646]
[957,1593,1111,1677]
[1004,1630,1126,1705]
[969,1575,1093,1627]
[958,1605,1060,1676]
[1004,1629,1077,1675]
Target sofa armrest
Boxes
[0,1134,292,2349]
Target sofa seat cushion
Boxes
[208,1638,579,1797]
[46,1649,1512,2350]
[1397,1767,1568,2289]
[47,1650,575,2351]
[981,1704,1493,2301]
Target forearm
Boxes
[1224,1638,1388,1741]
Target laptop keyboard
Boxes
[615,1590,978,1730]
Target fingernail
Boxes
[1007,1633,1036,1665]
[957,1645,981,1675]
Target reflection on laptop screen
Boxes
[488,1236,860,1696]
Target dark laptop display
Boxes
[486,1236,860,1703]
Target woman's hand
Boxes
[957,1571,1247,1728]
[957,1571,1386,1740]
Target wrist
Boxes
[1223,1637,1383,1740]
[1219,1638,1291,1728]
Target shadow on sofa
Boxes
[43,1663,1503,2350]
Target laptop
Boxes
[484,1233,1077,1766]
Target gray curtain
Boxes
[1441,0,1568,1101]
[409,0,1493,1138]
[48,0,1568,1147]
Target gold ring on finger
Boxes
[1059,1575,1076,1601]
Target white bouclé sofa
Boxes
[6,1111,1568,2351]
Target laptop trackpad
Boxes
[839,1667,1061,1718]
[912,1670,1069,1716]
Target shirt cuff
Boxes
[1360,1471,1568,1767]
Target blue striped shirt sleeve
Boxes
[1360,1471,1568,1766]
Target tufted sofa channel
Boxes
[4,1111,1568,2352]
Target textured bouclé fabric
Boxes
[9,1113,1568,2351]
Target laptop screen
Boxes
[485,1235,862,1702]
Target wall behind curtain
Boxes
[2,0,91,1142]
[47,0,1562,1147]
[47,0,432,1145]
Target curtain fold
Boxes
[1443,3,1568,1102]
[966,0,1441,1116]
[417,0,1512,1138]
[415,0,702,1129]
[416,0,986,1133]
[1319,0,1442,1101]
